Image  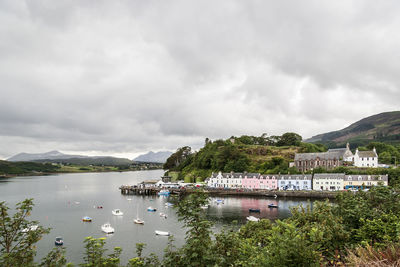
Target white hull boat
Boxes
[246,216,260,222]
[159,212,167,218]
[155,230,170,236]
[101,223,114,234]
[22,225,38,233]
[134,219,144,224]
[112,209,123,216]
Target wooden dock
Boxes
[119,185,186,196]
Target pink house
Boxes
[241,173,260,189]
[259,175,278,190]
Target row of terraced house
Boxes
[206,172,388,191]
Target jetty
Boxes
[119,185,184,196]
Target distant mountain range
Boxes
[133,151,173,163]
[7,150,85,162]
[306,111,400,148]
[7,150,132,166]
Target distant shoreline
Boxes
[0,167,164,179]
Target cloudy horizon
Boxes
[1,1,399,160]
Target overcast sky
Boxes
[0,0,399,159]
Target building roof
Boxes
[279,174,312,180]
[357,150,377,158]
[314,173,345,179]
[294,151,343,161]
[345,174,388,181]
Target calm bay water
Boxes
[0,170,316,264]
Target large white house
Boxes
[278,174,312,190]
[206,172,243,188]
[352,148,378,168]
[313,173,345,191]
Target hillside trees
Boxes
[163,146,193,170]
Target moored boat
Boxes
[82,216,92,222]
[55,237,64,246]
[249,208,261,213]
[159,212,167,218]
[165,202,174,207]
[22,225,38,233]
[158,190,170,196]
[155,230,170,236]
[134,218,145,224]
[101,223,114,234]
[268,204,278,208]
[112,209,123,216]
[147,206,157,212]
[246,216,260,222]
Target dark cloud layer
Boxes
[0,0,399,159]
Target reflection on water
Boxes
[0,171,320,264]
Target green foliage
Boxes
[40,247,68,267]
[0,160,60,175]
[276,132,303,146]
[80,236,123,267]
[0,199,51,267]
[166,191,215,266]
[263,220,321,266]
[163,146,193,170]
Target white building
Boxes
[313,173,344,191]
[278,175,312,190]
[352,148,378,168]
[206,172,243,188]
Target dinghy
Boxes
[112,209,123,216]
[82,216,92,222]
[249,208,261,213]
[159,212,167,218]
[246,216,260,222]
[134,205,144,224]
[155,230,170,236]
[268,204,278,208]
[55,237,64,246]
[22,225,38,233]
[147,206,157,212]
[101,223,114,234]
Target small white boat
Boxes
[22,225,38,233]
[200,204,209,209]
[55,236,64,246]
[246,216,260,222]
[155,230,170,236]
[101,223,114,234]
[159,212,167,218]
[147,206,157,212]
[165,202,174,207]
[215,199,224,204]
[127,198,132,201]
[134,205,144,224]
[112,209,123,216]
[134,218,145,224]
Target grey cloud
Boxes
[0,0,399,159]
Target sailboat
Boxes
[134,205,144,224]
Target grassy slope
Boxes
[306,111,400,147]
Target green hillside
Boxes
[0,160,60,176]
[33,156,133,166]
[164,133,326,182]
[306,111,400,148]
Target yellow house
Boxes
[344,174,388,190]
